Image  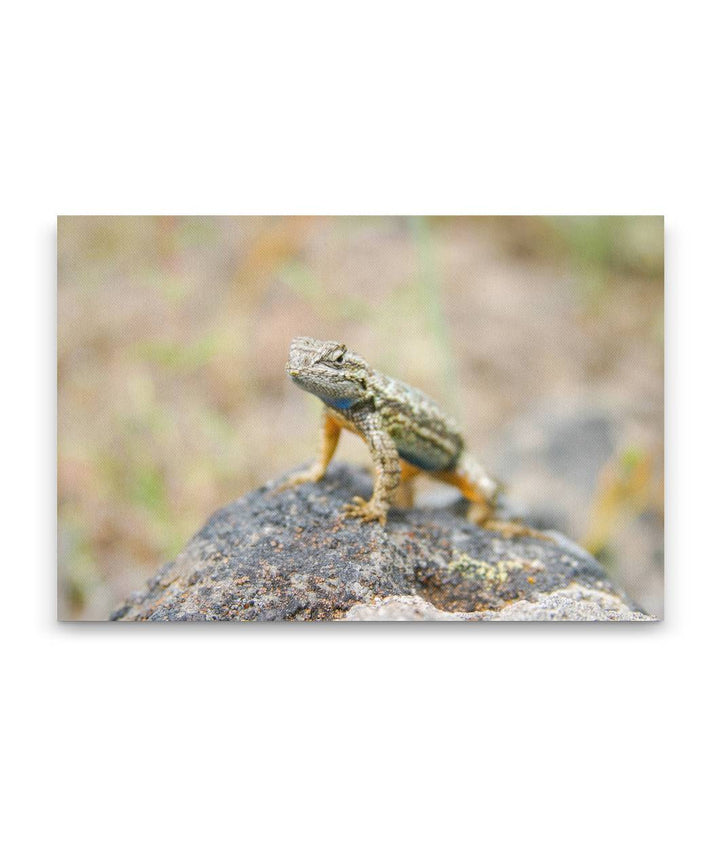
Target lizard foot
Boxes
[480,518,554,542]
[271,468,323,495]
[342,496,387,525]
[467,503,553,541]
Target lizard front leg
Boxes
[343,408,400,525]
[274,409,341,492]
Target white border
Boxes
[5,1,715,853]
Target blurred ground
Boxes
[57,215,663,619]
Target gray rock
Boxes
[344,587,654,621]
[344,595,471,621]
[111,464,654,621]
[482,585,654,621]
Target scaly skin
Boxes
[277,336,547,539]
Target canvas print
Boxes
[57,216,664,621]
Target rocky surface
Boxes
[111,464,655,622]
[344,587,652,621]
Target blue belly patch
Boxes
[321,396,355,411]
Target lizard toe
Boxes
[342,498,386,524]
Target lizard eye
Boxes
[334,353,344,365]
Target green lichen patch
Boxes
[447,551,523,585]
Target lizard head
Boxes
[286,337,370,410]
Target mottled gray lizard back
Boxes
[369,370,464,471]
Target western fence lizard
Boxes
[277,336,547,539]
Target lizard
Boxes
[276,336,547,540]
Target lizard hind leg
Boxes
[394,460,421,509]
[435,454,551,541]
[435,453,498,519]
